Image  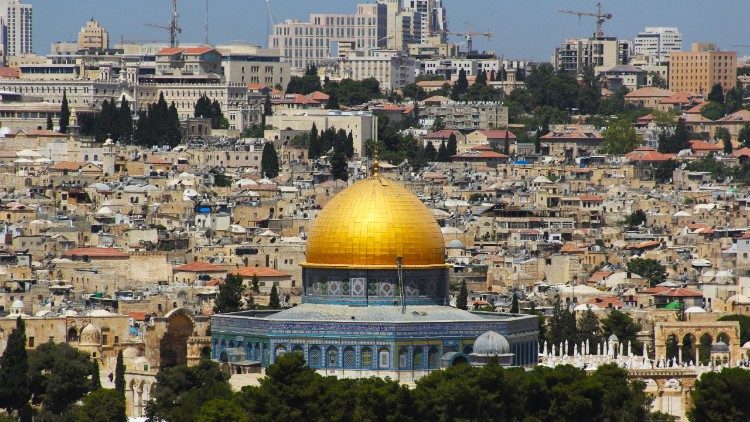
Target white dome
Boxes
[684,306,706,313]
[446,239,465,249]
[96,206,114,216]
[11,299,24,309]
[472,331,510,356]
[742,341,750,350]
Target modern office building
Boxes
[217,42,290,89]
[669,43,737,94]
[407,0,448,44]
[633,27,682,60]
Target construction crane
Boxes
[266,0,276,38]
[143,0,181,48]
[446,24,493,54]
[731,45,750,49]
[559,2,613,38]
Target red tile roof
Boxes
[540,126,603,141]
[624,87,673,98]
[730,147,750,158]
[587,296,624,308]
[307,91,330,101]
[0,67,20,79]
[50,161,85,171]
[578,195,604,202]
[63,247,128,258]
[228,266,290,278]
[689,140,722,151]
[424,129,458,140]
[173,262,226,272]
[654,288,703,298]
[128,312,148,321]
[625,148,674,162]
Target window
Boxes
[361,347,372,368]
[378,348,389,368]
[327,346,337,367]
[28,336,34,347]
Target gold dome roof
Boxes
[304,177,446,269]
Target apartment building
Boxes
[423,102,508,131]
[1,0,32,57]
[268,2,387,73]
[77,19,109,51]
[669,43,737,94]
[217,42,289,89]
[346,49,416,91]
[553,37,630,74]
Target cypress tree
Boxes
[46,114,53,130]
[0,317,30,414]
[346,131,354,159]
[210,100,225,129]
[475,69,487,86]
[114,350,125,395]
[308,123,320,159]
[59,89,70,133]
[447,133,458,157]
[424,141,437,162]
[214,274,244,314]
[167,101,182,147]
[503,131,511,156]
[438,140,449,162]
[456,280,468,310]
[263,95,273,117]
[269,285,281,309]
[510,292,519,313]
[261,142,280,178]
[330,148,348,181]
[119,97,133,142]
[91,359,102,390]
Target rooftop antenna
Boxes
[204,0,209,45]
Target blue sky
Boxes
[31,0,750,60]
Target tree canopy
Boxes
[602,119,640,154]
[626,258,665,287]
[214,274,245,314]
[689,367,750,422]
[260,142,280,178]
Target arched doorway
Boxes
[699,333,713,365]
[681,333,696,364]
[665,333,679,363]
[159,309,195,368]
[451,354,468,366]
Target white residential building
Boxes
[634,27,682,60]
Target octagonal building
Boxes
[211,171,539,378]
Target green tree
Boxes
[263,95,273,117]
[701,101,726,121]
[251,274,260,294]
[437,140,449,162]
[739,124,750,148]
[0,317,30,416]
[431,116,446,132]
[546,297,578,354]
[261,142,280,178]
[659,118,690,153]
[452,68,469,100]
[146,360,232,422]
[114,350,125,395]
[214,274,244,314]
[330,142,348,181]
[269,285,281,309]
[424,141,437,162]
[578,306,602,352]
[28,342,93,414]
[689,367,750,422]
[77,388,126,422]
[91,360,102,390]
[510,292,519,313]
[46,114,53,131]
[602,119,639,154]
[627,258,665,287]
[447,133,457,157]
[59,90,70,133]
[196,398,245,422]
[286,67,322,95]
[119,97,133,142]
[600,310,642,352]
[717,127,732,153]
[707,83,725,103]
[308,123,320,159]
[718,314,750,344]
[456,280,468,310]
[624,209,647,226]
[210,100,228,130]
[474,69,487,86]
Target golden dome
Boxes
[304,177,446,269]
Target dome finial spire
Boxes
[372,148,380,178]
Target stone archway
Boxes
[159,309,195,368]
[654,321,741,365]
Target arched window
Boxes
[361,347,372,368]
[398,347,409,369]
[309,346,322,367]
[326,346,338,368]
[428,346,440,368]
[291,345,303,355]
[413,347,423,368]
[275,344,286,359]
[378,347,389,369]
[343,347,356,369]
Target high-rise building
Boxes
[633,27,682,59]
[269,2,387,74]
[77,19,109,51]
[553,37,630,74]
[407,0,448,44]
[0,0,32,57]
[669,43,737,94]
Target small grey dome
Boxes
[446,239,465,249]
[608,333,619,342]
[473,331,510,355]
[711,341,730,353]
